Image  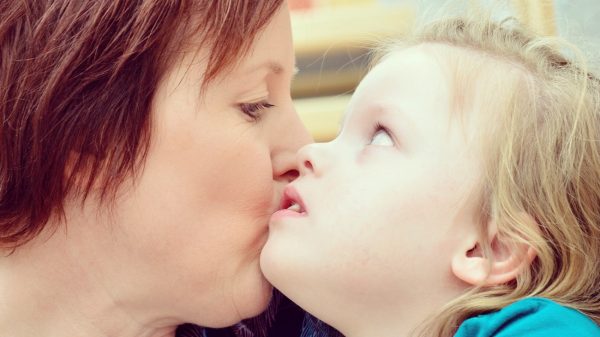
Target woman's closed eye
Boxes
[369,123,395,147]
[238,101,275,121]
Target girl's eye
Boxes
[369,124,394,147]
[238,101,275,121]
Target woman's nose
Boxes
[272,107,313,183]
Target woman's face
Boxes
[88,3,310,327]
[260,46,483,328]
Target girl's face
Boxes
[261,45,484,328]
[74,2,311,328]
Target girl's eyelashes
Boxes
[368,123,395,147]
[238,101,275,121]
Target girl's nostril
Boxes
[304,160,313,171]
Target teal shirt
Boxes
[455,298,599,336]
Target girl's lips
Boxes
[271,185,308,222]
[279,185,307,212]
[270,208,307,222]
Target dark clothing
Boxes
[176,294,313,337]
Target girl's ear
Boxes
[451,215,537,286]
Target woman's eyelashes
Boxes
[238,101,275,121]
[368,123,395,147]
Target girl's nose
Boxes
[296,142,328,177]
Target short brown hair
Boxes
[0,0,284,249]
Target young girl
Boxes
[260,14,600,337]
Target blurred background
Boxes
[288,0,600,141]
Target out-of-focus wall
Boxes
[555,0,600,70]
[290,0,416,141]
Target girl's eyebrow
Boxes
[344,101,413,137]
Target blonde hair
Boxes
[374,12,600,337]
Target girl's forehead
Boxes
[419,44,527,118]
[357,46,448,97]
[346,43,526,138]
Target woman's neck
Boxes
[0,225,177,337]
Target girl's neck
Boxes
[331,281,467,337]
[339,309,427,337]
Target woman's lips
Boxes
[271,185,308,222]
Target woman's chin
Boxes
[235,264,274,322]
[202,264,273,328]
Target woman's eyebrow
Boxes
[267,61,284,75]
[241,60,297,77]
[266,61,301,80]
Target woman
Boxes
[0,1,310,337]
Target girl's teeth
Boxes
[287,202,301,212]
